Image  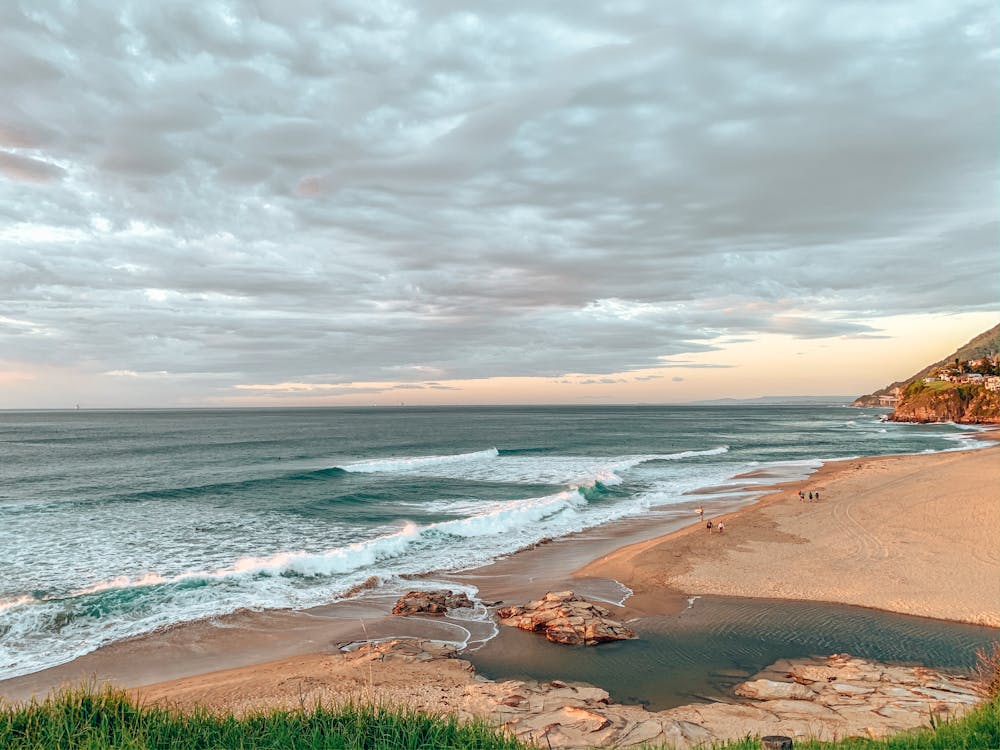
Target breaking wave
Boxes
[339,448,500,473]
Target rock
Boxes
[673,720,715,745]
[890,383,1000,424]
[341,575,380,598]
[735,679,816,701]
[560,705,613,732]
[391,589,474,616]
[831,682,876,696]
[752,699,841,719]
[568,686,612,704]
[496,590,636,645]
[923,680,979,697]
[342,638,460,662]
[615,718,668,746]
[789,664,842,683]
[910,686,981,704]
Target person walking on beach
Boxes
[706,520,713,532]
[808,491,813,500]
[798,490,805,501]
[815,491,820,501]
[717,522,725,533]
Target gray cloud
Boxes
[0,150,64,182]
[1,1,997,400]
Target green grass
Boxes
[0,686,527,749]
[920,380,960,392]
[708,697,1000,750]
[2,688,997,749]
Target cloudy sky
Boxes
[1,1,997,408]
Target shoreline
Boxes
[579,442,1000,628]
[2,434,998,704]
[0,488,756,701]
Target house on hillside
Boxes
[986,376,1000,392]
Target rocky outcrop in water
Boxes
[496,591,636,645]
[391,590,473,616]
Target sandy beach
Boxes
[580,445,1000,627]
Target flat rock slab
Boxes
[391,589,473,616]
[496,590,636,645]
[736,679,816,701]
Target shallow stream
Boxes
[466,595,999,710]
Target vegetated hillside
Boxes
[852,323,1000,407]
[890,380,1000,424]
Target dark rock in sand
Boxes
[342,575,380,598]
[391,589,474,616]
[497,590,635,645]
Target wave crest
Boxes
[339,448,499,473]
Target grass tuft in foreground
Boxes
[713,696,1000,750]
[973,640,1000,702]
[0,685,526,749]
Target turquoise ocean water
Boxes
[0,405,988,680]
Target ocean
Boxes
[0,404,987,681]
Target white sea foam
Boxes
[11,489,585,609]
[429,489,585,538]
[55,524,426,598]
[69,573,170,597]
[947,422,990,431]
[940,433,992,451]
[0,595,36,613]
[340,448,499,473]
[337,446,728,486]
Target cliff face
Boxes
[890,384,1000,424]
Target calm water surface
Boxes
[468,596,999,709]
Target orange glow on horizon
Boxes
[0,312,996,409]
